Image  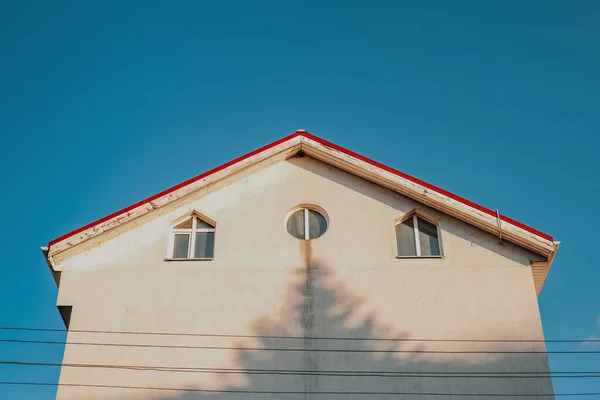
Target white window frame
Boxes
[302,208,311,240]
[285,205,329,240]
[168,216,215,260]
[395,212,443,258]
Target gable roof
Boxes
[45,130,558,293]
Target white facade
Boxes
[48,154,555,399]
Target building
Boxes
[43,130,559,399]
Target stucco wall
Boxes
[53,156,553,399]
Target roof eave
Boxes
[46,131,556,271]
[299,135,555,258]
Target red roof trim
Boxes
[48,132,302,246]
[49,131,553,246]
[301,132,553,241]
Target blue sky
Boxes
[0,0,598,398]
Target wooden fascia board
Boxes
[531,241,560,296]
[531,261,549,296]
[299,136,555,258]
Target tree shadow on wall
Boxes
[59,256,554,399]
[130,258,554,400]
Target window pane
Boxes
[174,219,193,229]
[396,218,417,256]
[196,218,214,230]
[286,210,305,239]
[417,217,440,256]
[173,234,190,258]
[194,232,215,259]
[307,209,327,239]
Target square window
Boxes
[417,217,440,256]
[194,232,215,259]
[173,234,190,258]
[396,217,417,256]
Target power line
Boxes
[1,338,598,354]
[0,381,597,397]
[1,326,598,343]
[2,360,599,379]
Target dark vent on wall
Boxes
[57,305,72,329]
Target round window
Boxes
[286,207,328,240]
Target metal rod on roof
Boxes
[496,209,503,242]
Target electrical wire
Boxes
[1,338,598,354]
[1,360,599,379]
[1,326,598,343]
[0,381,597,396]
